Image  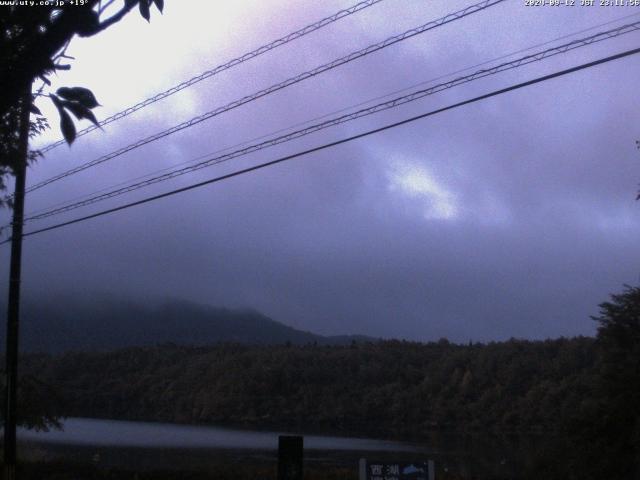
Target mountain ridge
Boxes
[0,296,375,353]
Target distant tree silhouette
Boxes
[637,140,640,200]
[590,285,640,479]
[0,372,62,432]
[567,285,640,480]
[0,0,164,206]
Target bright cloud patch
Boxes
[388,161,458,220]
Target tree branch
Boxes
[90,1,139,35]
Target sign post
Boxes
[359,459,435,480]
[278,435,303,480]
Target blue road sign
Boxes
[359,459,435,480]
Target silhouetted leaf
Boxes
[75,9,100,37]
[30,105,42,115]
[56,87,99,109]
[51,95,75,144]
[54,64,71,70]
[50,93,63,111]
[59,109,76,145]
[153,0,164,12]
[61,101,99,127]
[139,0,150,21]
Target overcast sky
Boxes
[1,0,640,342]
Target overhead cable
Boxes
[3,45,638,245]
[38,0,387,153]
[25,0,505,195]
[27,9,640,219]
[23,20,640,222]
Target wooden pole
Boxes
[4,87,32,480]
[278,435,303,480]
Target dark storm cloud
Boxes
[2,0,640,342]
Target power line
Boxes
[363,10,640,105]
[3,45,638,246]
[38,0,386,154]
[25,0,505,195]
[24,10,640,220]
[22,20,640,223]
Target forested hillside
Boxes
[22,338,596,437]
[0,298,371,353]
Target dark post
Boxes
[4,88,32,480]
[278,435,303,480]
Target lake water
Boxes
[17,417,563,478]
[18,417,419,452]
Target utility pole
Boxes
[4,87,32,480]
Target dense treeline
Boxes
[14,285,640,479]
[21,337,596,437]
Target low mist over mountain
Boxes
[0,296,373,353]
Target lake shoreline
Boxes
[15,440,440,480]
[12,416,561,479]
[41,413,559,443]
